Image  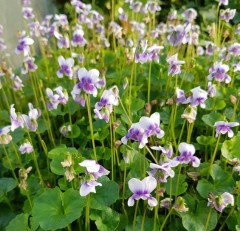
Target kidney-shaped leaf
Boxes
[32,187,86,230]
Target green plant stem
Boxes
[2,145,18,183]
[119,97,132,125]
[132,200,139,231]
[122,162,128,219]
[159,207,173,231]
[110,115,114,181]
[175,165,182,200]
[128,61,136,118]
[148,62,152,103]
[218,205,235,231]
[140,206,147,231]
[203,207,212,231]
[207,134,221,179]
[85,94,97,161]
[85,194,90,231]
[26,131,45,186]
[153,183,160,231]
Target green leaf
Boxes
[0,178,17,201]
[90,178,119,210]
[221,136,240,160]
[164,174,188,196]
[6,213,30,231]
[0,206,15,230]
[197,136,216,146]
[130,98,145,113]
[50,155,65,175]
[196,165,234,199]
[202,112,224,127]
[48,146,78,159]
[205,98,226,111]
[181,201,218,231]
[90,208,120,231]
[32,187,86,230]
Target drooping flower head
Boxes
[79,160,110,196]
[173,142,200,167]
[182,8,197,22]
[166,54,185,76]
[214,121,239,138]
[0,126,12,145]
[19,140,33,154]
[21,56,38,74]
[228,43,240,57]
[10,104,25,131]
[220,8,236,23]
[208,192,234,212]
[128,176,157,207]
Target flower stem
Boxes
[203,207,212,231]
[159,207,173,231]
[85,94,97,161]
[85,194,90,231]
[148,62,152,103]
[207,135,221,179]
[132,200,139,231]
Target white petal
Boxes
[150,112,160,125]
[148,197,158,207]
[142,176,157,193]
[66,58,74,67]
[127,196,135,206]
[178,142,195,155]
[79,160,100,173]
[80,183,96,196]
[58,56,65,65]
[77,67,88,80]
[128,178,143,193]
[89,69,99,81]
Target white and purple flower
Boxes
[173,142,200,167]
[208,192,234,212]
[188,86,208,108]
[208,62,231,84]
[79,160,110,196]
[57,56,74,79]
[214,121,239,138]
[19,140,33,154]
[166,54,185,76]
[15,36,34,56]
[128,176,157,207]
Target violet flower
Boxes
[94,86,119,123]
[214,121,239,138]
[220,8,236,23]
[182,8,197,22]
[148,159,179,183]
[167,24,190,46]
[71,67,105,106]
[176,87,187,104]
[208,192,234,212]
[207,82,217,98]
[128,176,157,207]
[22,103,41,132]
[173,142,200,167]
[229,43,240,57]
[188,86,208,108]
[21,56,38,74]
[121,112,165,149]
[22,7,35,19]
[15,36,34,56]
[57,56,74,79]
[208,62,231,84]
[167,54,185,76]
[79,160,110,196]
[19,140,33,154]
[71,29,86,47]
[0,126,12,145]
[219,0,228,5]
[10,104,24,131]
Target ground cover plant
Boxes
[0,0,240,230]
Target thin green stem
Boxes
[132,200,139,231]
[85,94,97,160]
[207,134,221,179]
[148,62,152,103]
[218,205,235,231]
[85,194,90,231]
[203,207,212,231]
[140,206,147,231]
[159,207,173,231]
